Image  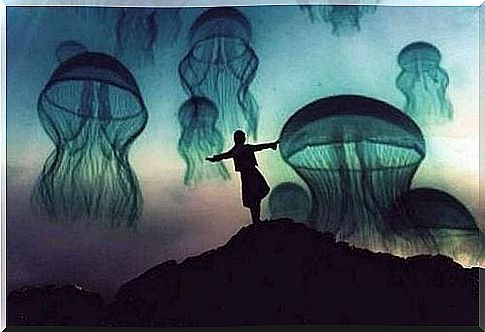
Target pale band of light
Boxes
[3,0,485,8]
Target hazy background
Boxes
[6,5,480,299]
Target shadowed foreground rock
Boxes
[8,284,104,326]
[103,220,479,326]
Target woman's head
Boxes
[234,130,246,145]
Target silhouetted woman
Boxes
[206,130,280,224]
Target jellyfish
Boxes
[279,95,426,251]
[115,8,159,68]
[178,96,230,186]
[31,52,148,229]
[268,182,310,223]
[300,4,377,36]
[390,188,484,266]
[179,7,259,143]
[55,41,88,63]
[396,42,453,126]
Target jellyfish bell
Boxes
[392,188,483,266]
[179,7,259,144]
[189,7,252,46]
[177,96,230,186]
[32,52,148,228]
[268,182,310,223]
[279,95,426,251]
[396,41,453,126]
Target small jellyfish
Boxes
[396,42,453,125]
[32,52,148,228]
[55,41,88,63]
[391,188,483,266]
[179,7,259,143]
[300,4,377,36]
[178,96,230,186]
[268,182,310,223]
[279,95,426,251]
[115,8,159,68]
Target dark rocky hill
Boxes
[103,220,479,327]
[8,220,480,327]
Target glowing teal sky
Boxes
[6,5,481,297]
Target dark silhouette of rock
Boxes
[102,220,479,327]
[8,284,104,326]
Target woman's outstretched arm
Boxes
[206,149,233,162]
[250,140,281,152]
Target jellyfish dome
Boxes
[300,5,377,36]
[32,52,148,228]
[179,7,259,143]
[55,41,88,63]
[178,96,230,186]
[396,42,453,125]
[268,182,310,223]
[392,188,482,266]
[279,95,426,249]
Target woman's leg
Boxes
[250,203,261,223]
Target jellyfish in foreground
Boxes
[115,8,159,68]
[279,95,426,250]
[390,188,483,266]
[178,96,230,186]
[32,52,148,228]
[300,5,376,36]
[179,7,259,142]
[396,42,453,126]
[268,182,310,223]
[55,40,88,63]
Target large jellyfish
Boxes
[32,52,148,229]
[390,188,484,266]
[179,7,259,142]
[268,182,310,223]
[396,42,453,126]
[279,95,426,251]
[300,4,377,36]
[178,96,230,186]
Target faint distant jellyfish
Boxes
[279,95,426,250]
[300,5,377,36]
[392,188,483,266]
[396,42,453,125]
[158,8,183,46]
[268,182,310,222]
[179,7,259,143]
[32,52,148,228]
[55,41,88,63]
[115,8,159,68]
[178,96,230,186]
